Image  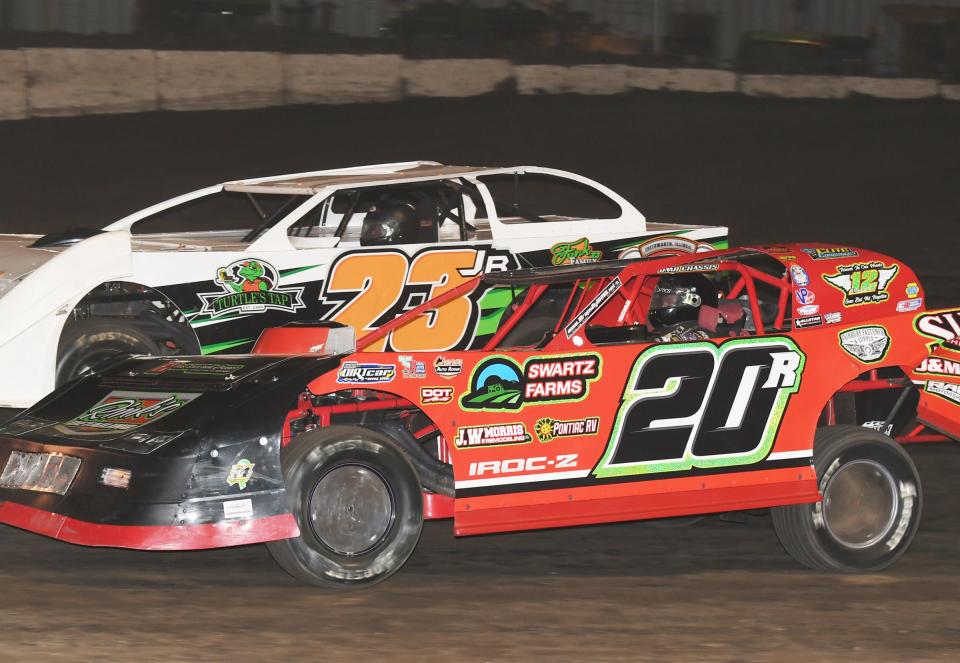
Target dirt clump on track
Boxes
[0,93,958,661]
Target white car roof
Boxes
[223,161,538,195]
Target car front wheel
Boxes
[267,425,424,589]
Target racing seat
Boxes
[698,301,747,337]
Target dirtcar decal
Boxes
[822,261,899,307]
[564,277,622,338]
[199,259,305,318]
[534,416,600,443]
[789,265,810,286]
[420,386,454,405]
[399,355,426,379]
[336,362,396,384]
[802,247,859,260]
[454,423,531,448]
[916,356,960,376]
[433,355,463,379]
[915,309,960,350]
[839,326,891,363]
[459,354,601,411]
[595,337,804,478]
[550,238,601,265]
[226,459,255,490]
[925,380,960,405]
[56,391,199,437]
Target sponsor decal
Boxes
[797,304,819,316]
[789,264,810,287]
[916,356,960,377]
[454,423,531,448]
[226,459,255,490]
[760,245,793,254]
[657,324,710,342]
[839,326,891,363]
[915,309,960,350]
[824,311,843,325]
[336,362,396,384]
[57,391,199,437]
[564,277,622,338]
[550,238,602,266]
[795,315,823,329]
[906,282,920,297]
[460,354,601,411]
[399,355,426,379]
[822,261,899,307]
[433,355,463,379]
[534,416,600,443]
[145,359,247,377]
[223,498,253,520]
[468,453,579,476]
[897,298,923,313]
[420,386,454,405]
[628,236,704,258]
[199,259,305,318]
[795,288,816,306]
[925,380,960,405]
[657,262,720,274]
[862,420,894,435]
[802,247,859,261]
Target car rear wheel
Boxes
[56,319,162,385]
[267,425,423,589]
[772,425,922,572]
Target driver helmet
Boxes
[649,274,717,328]
[361,199,418,246]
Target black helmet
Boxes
[649,274,717,328]
[361,200,418,246]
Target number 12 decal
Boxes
[595,337,805,478]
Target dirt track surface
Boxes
[0,93,959,661]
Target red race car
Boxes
[0,243,957,588]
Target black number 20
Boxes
[594,338,804,478]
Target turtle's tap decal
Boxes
[200,259,305,318]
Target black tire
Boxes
[56,319,162,385]
[267,425,424,589]
[772,425,922,572]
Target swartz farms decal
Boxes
[199,259,305,318]
[460,354,601,411]
[822,261,899,307]
[56,391,200,437]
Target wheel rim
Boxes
[309,464,395,556]
[822,459,899,550]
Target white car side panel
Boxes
[0,230,134,407]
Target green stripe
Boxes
[280,264,321,278]
[201,338,255,355]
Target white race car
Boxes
[0,161,726,409]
